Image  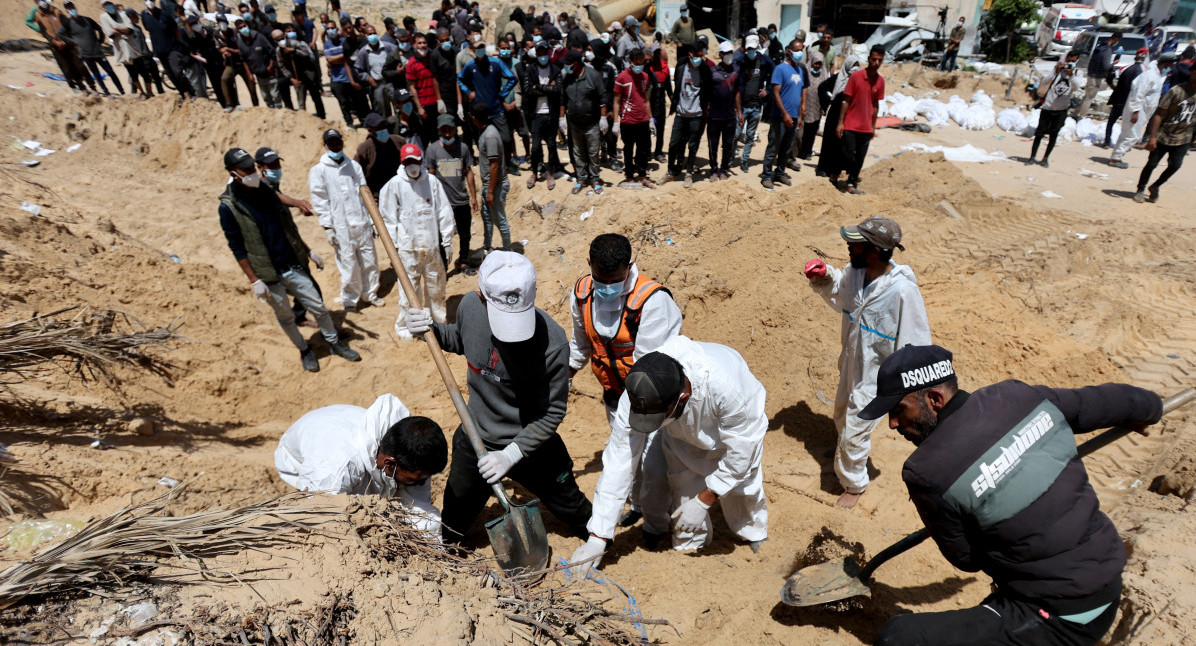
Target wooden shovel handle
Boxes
[358,186,511,507]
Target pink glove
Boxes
[804,259,827,279]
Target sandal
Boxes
[571,183,584,194]
[527,175,536,189]
[547,175,556,190]
[592,184,604,195]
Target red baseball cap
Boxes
[1136,47,1149,56]
[400,142,423,163]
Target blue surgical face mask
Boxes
[631,64,644,74]
[68,8,78,16]
[532,34,541,43]
[500,49,511,58]
[690,56,702,67]
[791,50,803,63]
[263,168,283,182]
[285,31,296,39]
[812,67,822,76]
[746,49,758,60]
[440,135,456,145]
[367,34,380,45]
[401,102,414,115]
[537,54,549,66]
[399,40,412,51]
[375,129,390,142]
[328,150,345,162]
[104,5,116,13]
[240,26,251,37]
[326,27,337,39]
[593,280,623,302]
[241,12,251,20]
[440,40,451,50]
[266,12,275,21]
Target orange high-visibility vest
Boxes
[574,273,671,403]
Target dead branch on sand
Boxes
[0,489,342,610]
[0,306,182,388]
[362,501,676,645]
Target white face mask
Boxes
[584,50,594,62]
[405,164,421,179]
[239,171,261,188]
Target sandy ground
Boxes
[3,3,1196,644]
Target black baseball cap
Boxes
[253,146,281,165]
[223,147,256,171]
[362,112,386,129]
[859,345,956,420]
[436,113,457,128]
[322,128,343,143]
[625,352,686,433]
[562,49,583,65]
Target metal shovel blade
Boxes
[485,498,550,576]
[781,557,872,607]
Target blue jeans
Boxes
[738,106,762,169]
[264,267,337,350]
[481,176,511,249]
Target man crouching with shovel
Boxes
[863,344,1163,646]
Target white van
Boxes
[1036,4,1096,58]
[1148,26,1196,57]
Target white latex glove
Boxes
[251,279,269,303]
[567,536,607,577]
[599,116,609,134]
[437,99,447,113]
[406,307,432,336]
[558,116,568,136]
[324,228,338,250]
[457,103,465,121]
[649,118,656,137]
[478,443,522,484]
[310,250,324,271]
[612,120,621,137]
[670,496,711,535]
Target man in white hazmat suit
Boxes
[1110,53,1175,169]
[568,233,683,537]
[274,394,448,533]
[569,335,769,572]
[308,128,384,313]
[803,215,931,509]
[379,142,456,340]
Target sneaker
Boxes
[740,163,749,174]
[1038,159,1050,168]
[684,173,694,188]
[368,295,385,308]
[507,166,521,176]
[592,183,604,195]
[611,161,624,173]
[655,154,667,164]
[761,177,774,190]
[1148,186,1159,202]
[775,174,792,187]
[342,302,357,313]
[571,183,584,194]
[328,339,361,362]
[1109,160,1129,169]
[619,509,643,527]
[846,185,866,195]
[786,161,801,172]
[1132,191,1148,203]
[300,348,320,372]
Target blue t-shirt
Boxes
[770,61,805,121]
[325,38,350,83]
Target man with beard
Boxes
[863,345,1162,646]
[803,216,931,509]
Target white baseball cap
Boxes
[608,21,621,31]
[745,34,759,49]
[718,40,734,54]
[478,251,537,342]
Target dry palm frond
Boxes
[362,501,676,645]
[0,489,343,610]
[0,306,182,388]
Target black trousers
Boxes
[452,203,472,263]
[621,121,651,179]
[877,589,1119,646]
[1137,142,1188,192]
[529,113,563,175]
[706,118,736,172]
[205,62,228,107]
[1031,108,1067,161]
[842,129,874,186]
[667,114,704,175]
[330,80,369,127]
[1104,103,1124,144]
[441,428,592,544]
[799,119,819,159]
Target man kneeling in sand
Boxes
[275,394,448,534]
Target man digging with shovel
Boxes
[405,251,594,545]
[862,344,1163,646]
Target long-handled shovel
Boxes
[359,186,550,577]
[780,387,1196,607]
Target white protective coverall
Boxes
[587,335,768,550]
[308,153,380,309]
[378,168,456,337]
[568,263,683,527]
[1112,61,1165,162]
[274,394,441,533]
[810,261,931,494]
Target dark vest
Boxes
[219,185,309,283]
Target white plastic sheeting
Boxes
[946,93,996,130]
[901,143,1012,162]
[915,98,951,126]
[997,108,1029,133]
